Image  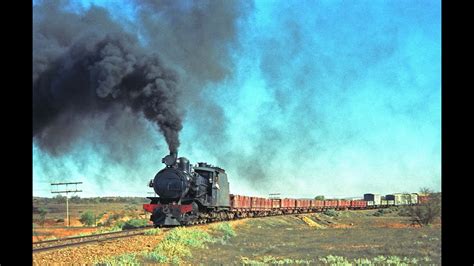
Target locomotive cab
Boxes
[194,164,230,208]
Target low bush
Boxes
[144,228,161,235]
[100,225,229,264]
[93,227,122,235]
[318,255,350,265]
[80,211,96,227]
[38,207,48,226]
[241,256,314,265]
[318,255,432,265]
[150,227,215,263]
[143,251,167,263]
[397,207,412,217]
[323,209,338,217]
[104,213,123,226]
[373,208,392,216]
[113,220,125,230]
[405,188,441,225]
[121,219,148,230]
[214,222,236,241]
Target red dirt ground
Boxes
[33,227,98,242]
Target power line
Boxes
[52,181,83,186]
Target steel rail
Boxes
[33,226,156,253]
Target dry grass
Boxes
[182,209,441,265]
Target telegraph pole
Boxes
[51,182,82,227]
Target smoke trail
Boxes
[33,0,250,156]
[33,33,182,153]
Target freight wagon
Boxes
[386,193,412,206]
[324,200,338,208]
[350,200,367,209]
[311,200,325,209]
[281,198,297,212]
[296,199,311,210]
[364,193,381,207]
[409,193,419,205]
[337,200,351,210]
[230,194,251,210]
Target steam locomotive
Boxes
[144,153,231,226]
[144,153,425,227]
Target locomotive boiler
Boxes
[144,153,230,226]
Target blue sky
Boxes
[33,0,441,198]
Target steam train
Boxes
[144,153,425,227]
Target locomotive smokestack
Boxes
[171,151,177,162]
[162,152,177,167]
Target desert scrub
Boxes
[143,251,168,263]
[397,207,412,217]
[213,222,237,240]
[109,223,124,232]
[365,255,432,265]
[373,208,392,216]
[121,219,148,230]
[97,226,122,234]
[144,228,161,235]
[323,209,339,217]
[318,255,351,265]
[241,256,314,265]
[72,226,122,237]
[165,227,214,248]
[148,227,215,263]
[318,255,432,265]
[95,253,140,266]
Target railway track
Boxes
[32,214,299,253]
[32,226,157,253]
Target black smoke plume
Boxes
[33,34,182,154]
[33,0,251,156]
